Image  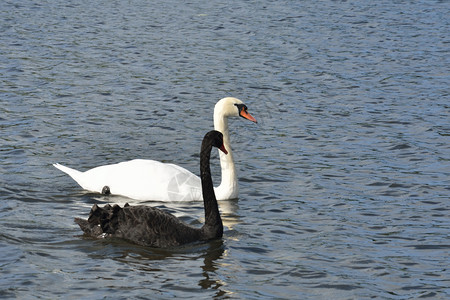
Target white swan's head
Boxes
[214,97,257,123]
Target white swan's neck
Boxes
[214,111,238,200]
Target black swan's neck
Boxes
[200,141,223,238]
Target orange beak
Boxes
[219,144,228,155]
[240,109,257,123]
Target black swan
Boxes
[75,130,227,248]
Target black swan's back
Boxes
[75,130,226,248]
[75,203,201,247]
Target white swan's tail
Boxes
[53,163,86,188]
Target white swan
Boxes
[53,97,257,201]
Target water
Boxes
[1,0,449,298]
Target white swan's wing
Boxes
[54,160,202,201]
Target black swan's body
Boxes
[75,131,226,248]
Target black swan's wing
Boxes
[75,204,201,247]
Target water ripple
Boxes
[1,0,449,299]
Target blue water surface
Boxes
[1,0,449,299]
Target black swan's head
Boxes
[205,130,228,154]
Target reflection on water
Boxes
[109,239,228,297]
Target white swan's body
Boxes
[54,97,256,201]
[54,160,202,201]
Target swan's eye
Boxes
[234,103,246,113]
